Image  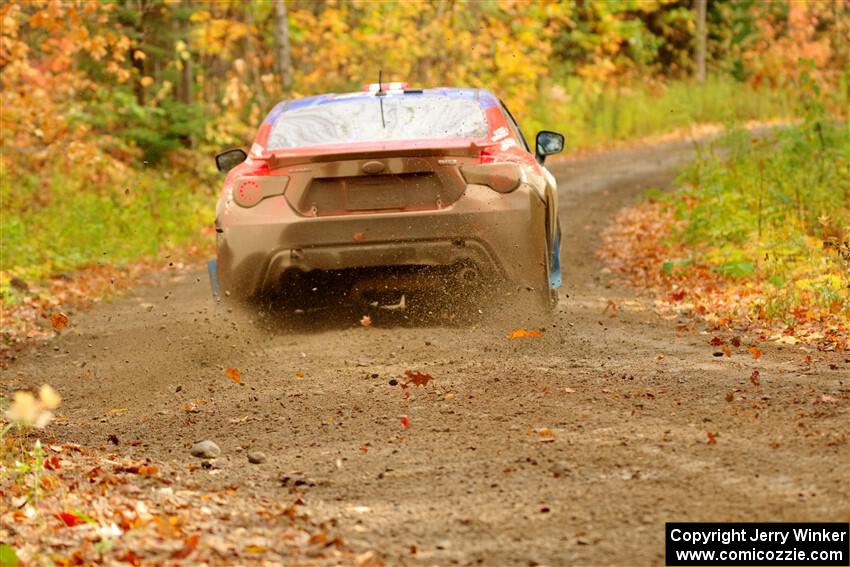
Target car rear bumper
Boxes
[216,184,550,299]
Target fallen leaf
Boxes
[710,336,725,346]
[444,392,455,400]
[118,550,140,566]
[669,290,686,301]
[0,544,19,567]
[108,407,128,415]
[295,371,305,378]
[748,347,762,360]
[244,545,266,554]
[50,312,69,330]
[706,431,718,445]
[403,370,432,387]
[656,353,665,360]
[721,346,732,357]
[40,474,60,491]
[224,367,241,384]
[400,415,410,428]
[44,455,62,470]
[509,328,543,339]
[360,315,372,327]
[750,370,761,387]
[724,391,734,402]
[55,511,86,527]
[172,534,200,559]
[731,336,741,347]
[529,427,555,437]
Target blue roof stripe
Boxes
[262,87,498,124]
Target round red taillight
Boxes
[234,180,262,207]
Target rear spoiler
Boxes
[259,139,498,169]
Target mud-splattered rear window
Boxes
[267,96,489,149]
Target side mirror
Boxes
[215,148,248,173]
[535,131,565,164]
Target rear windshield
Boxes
[266,95,489,149]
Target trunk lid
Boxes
[264,140,492,216]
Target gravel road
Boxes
[5,139,848,566]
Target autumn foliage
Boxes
[600,116,849,351]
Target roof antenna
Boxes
[376,69,386,129]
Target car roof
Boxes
[262,87,501,125]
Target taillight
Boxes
[234,179,263,207]
[230,175,289,208]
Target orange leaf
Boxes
[669,290,686,301]
[748,347,762,360]
[51,312,69,330]
[119,550,141,566]
[44,454,62,470]
[224,368,241,384]
[360,315,372,327]
[244,545,266,553]
[295,370,305,377]
[706,431,718,445]
[750,370,761,387]
[721,346,732,357]
[55,511,86,527]
[400,415,410,428]
[509,328,543,339]
[172,534,200,559]
[403,370,432,386]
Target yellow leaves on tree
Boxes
[1,1,137,179]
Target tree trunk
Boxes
[274,0,293,91]
[244,5,267,107]
[694,0,707,83]
[176,1,193,107]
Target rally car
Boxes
[211,84,564,311]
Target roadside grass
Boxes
[674,120,849,318]
[526,77,803,151]
[602,116,849,348]
[0,163,215,300]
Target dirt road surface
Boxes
[4,140,848,566]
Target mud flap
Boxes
[207,259,221,299]
[549,225,562,290]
